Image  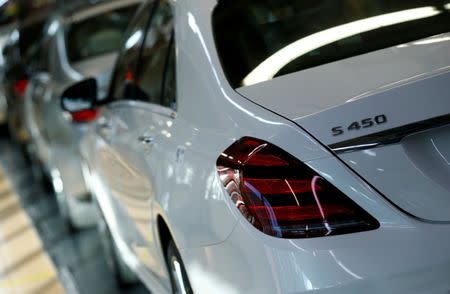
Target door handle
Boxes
[138,135,155,146]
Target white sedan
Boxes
[61,0,450,293]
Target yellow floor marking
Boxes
[0,210,29,241]
[0,193,19,213]
[0,168,65,294]
[0,179,10,194]
[0,270,55,286]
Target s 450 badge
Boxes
[332,114,387,136]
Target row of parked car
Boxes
[0,0,181,291]
[1,0,450,293]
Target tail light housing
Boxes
[70,109,99,123]
[14,79,29,97]
[216,137,379,238]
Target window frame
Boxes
[107,0,177,112]
[133,0,177,109]
[107,1,155,101]
[64,5,139,64]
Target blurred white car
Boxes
[0,23,17,125]
[63,0,450,293]
[0,72,7,124]
[24,0,140,228]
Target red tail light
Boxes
[125,70,134,82]
[217,137,379,238]
[14,79,29,97]
[70,109,99,123]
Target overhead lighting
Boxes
[47,19,60,35]
[243,6,442,87]
[125,30,142,49]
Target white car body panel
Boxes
[184,216,450,294]
[237,33,450,123]
[78,0,450,293]
[295,70,450,146]
[340,125,450,222]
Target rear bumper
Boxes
[181,219,450,294]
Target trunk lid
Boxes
[237,35,450,222]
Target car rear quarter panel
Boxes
[153,2,337,250]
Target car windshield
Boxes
[213,0,450,88]
[66,5,137,63]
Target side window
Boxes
[135,0,175,108]
[162,36,176,109]
[109,3,152,101]
[66,5,138,63]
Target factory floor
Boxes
[0,134,148,294]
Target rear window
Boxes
[213,1,450,88]
[66,5,138,63]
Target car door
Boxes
[94,0,176,276]
[129,0,176,277]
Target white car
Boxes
[61,0,450,293]
[23,0,140,229]
[0,23,16,125]
[0,1,19,125]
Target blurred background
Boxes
[0,0,148,293]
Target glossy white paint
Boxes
[295,69,450,146]
[340,125,450,222]
[183,216,450,294]
[79,0,450,293]
[238,32,450,123]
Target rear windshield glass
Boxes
[213,1,450,88]
[66,5,137,63]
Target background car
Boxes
[63,0,450,293]
[2,1,55,146]
[24,0,141,229]
[0,27,15,125]
[0,0,18,126]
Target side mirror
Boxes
[61,78,99,123]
